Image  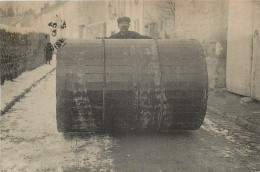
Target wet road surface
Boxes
[1,70,259,171]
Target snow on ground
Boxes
[1,56,56,112]
[1,71,117,171]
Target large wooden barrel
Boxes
[56,39,208,133]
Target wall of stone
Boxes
[0,26,50,84]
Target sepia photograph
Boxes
[0,0,260,171]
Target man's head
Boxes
[117,16,130,34]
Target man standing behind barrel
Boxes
[108,17,152,39]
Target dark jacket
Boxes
[108,31,152,39]
[45,47,53,60]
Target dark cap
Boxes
[117,16,131,24]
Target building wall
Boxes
[78,1,106,39]
[106,0,125,36]
[127,0,145,34]
[9,1,80,48]
[143,1,169,39]
[226,0,253,96]
[30,1,107,40]
[31,2,79,41]
[226,0,260,100]
[174,0,229,89]
[106,0,145,37]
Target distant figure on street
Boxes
[108,17,152,39]
[45,45,52,65]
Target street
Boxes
[1,70,260,172]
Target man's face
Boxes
[118,21,130,32]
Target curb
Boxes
[207,105,260,134]
[1,67,56,116]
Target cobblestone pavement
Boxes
[1,70,259,171]
[208,90,260,134]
